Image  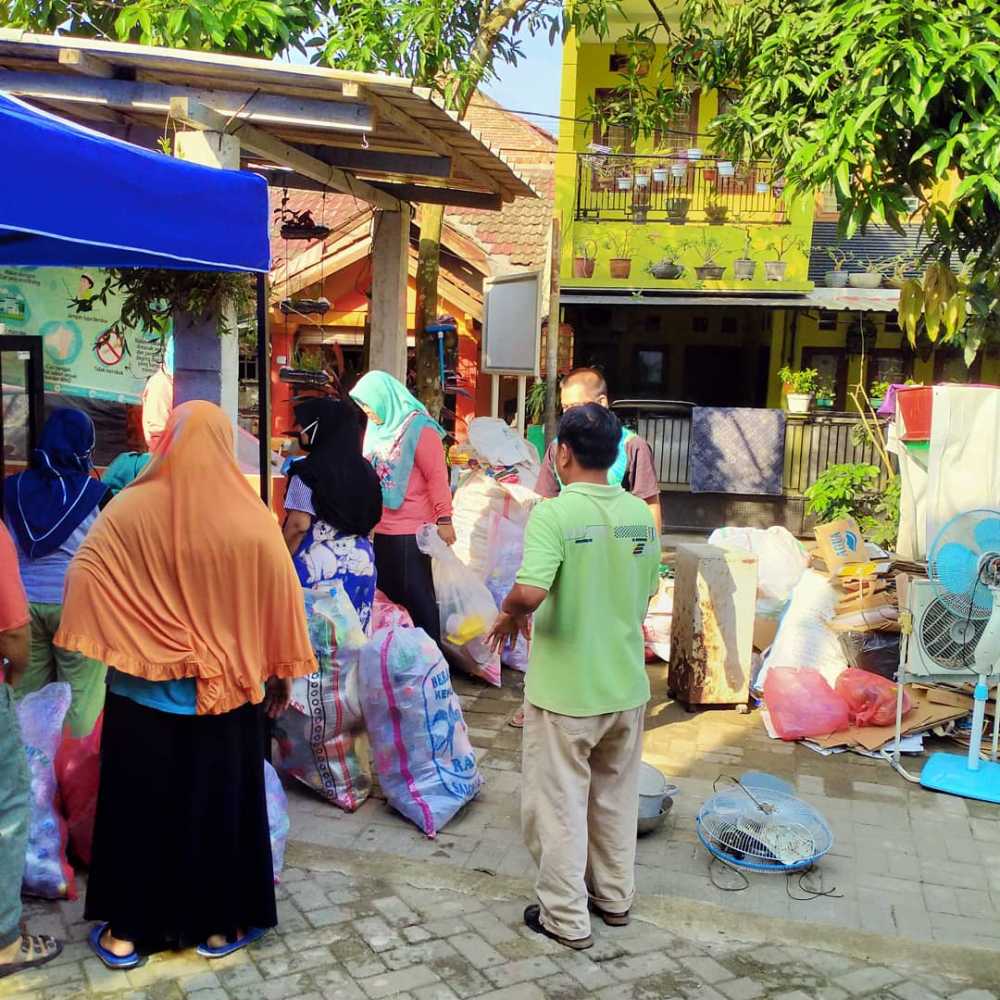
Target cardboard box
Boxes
[753,615,780,652]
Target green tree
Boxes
[595,0,1000,363]
[1,0,327,56]
[320,0,613,416]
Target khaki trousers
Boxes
[521,701,646,940]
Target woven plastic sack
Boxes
[483,512,529,671]
[18,683,76,899]
[54,711,102,865]
[272,585,371,812]
[417,523,500,686]
[372,590,415,632]
[643,575,673,663]
[708,525,809,608]
[264,761,289,883]
[360,626,483,837]
[835,667,911,727]
[763,667,850,741]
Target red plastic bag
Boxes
[835,668,910,727]
[55,712,103,866]
[763,667,850,740]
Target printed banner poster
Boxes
[0,266,166,403]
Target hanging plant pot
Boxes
[718,161,735,178]
[573,257,596,279]
[671,162,688,180]
[617,175,634,191]
[695,264,725,280]
[703,167,718,183]
[733,258,756,280]
[755,181,770,194]
[764,260,787,281]
[687,147,703,160]
[609,258,633,279]
[652,167,669,184]
[634,172,651,188]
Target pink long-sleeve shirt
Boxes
[375,426,453,536]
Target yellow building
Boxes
[555,10,999,410]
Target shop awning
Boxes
[0,91,269,271]
[560,287,900,312]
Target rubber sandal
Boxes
[196,927,267,959]
[88,924,144,970]
[0,933,63,979]
[523,904,593,951]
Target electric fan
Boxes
[922,508,1000,802]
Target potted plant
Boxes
[718,160,735,178]
[687,147,703,161]
[572,238,598,278]
[605,232,634,279]
[705,200,729,225]
[882,253,917,289]
[634,166,652,188]
[815,380,835,410]
[686,232,726,280]
[824,247,851,287]
[652,159,669,184]
[764,236,805,281]
[647,245,685,279]
[755,179,770,194]
[733,228,756,280]
[703,164,718,184]
[848,256,884,289]
[670,157,688,180]
[667,198,690,225]
[868,379,890,409]
[617,168,634,192]
[778,365,820,414]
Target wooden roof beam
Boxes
[0,71,374,132]
[58,48,114,78]
[342,82,502,195]
[169,96,400,212]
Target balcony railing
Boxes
[574,152,786,226]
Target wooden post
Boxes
[544,215,561,445]
[369,205,411,381]
[172,129,240,427]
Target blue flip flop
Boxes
[196,927,267,959]
[88,924,144,970]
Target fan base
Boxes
[920,752,1000,804]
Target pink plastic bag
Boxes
[763,667,850,740]
[55,712,102,865]
[835,667,910,727]
[372,590,414,632]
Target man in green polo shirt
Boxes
[488,403,660,951]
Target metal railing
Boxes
[574,152,785,226]
[629,410,888,494]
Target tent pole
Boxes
[256,273,270,508]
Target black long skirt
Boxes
[85,692,276,952]
[373,532,440,641]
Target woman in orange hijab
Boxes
[56,401,315,969]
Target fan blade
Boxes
[937,542,979,597]
[974,517,1000,557]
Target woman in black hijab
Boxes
[282,398,382,629]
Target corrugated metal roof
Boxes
[808,221,925,283]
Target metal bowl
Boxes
[637,794,673,836]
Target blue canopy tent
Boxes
[0,91,272,499]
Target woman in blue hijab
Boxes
[3,407,110,736]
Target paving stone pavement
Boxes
[284,665,1000,952]
[10,862,999,1000]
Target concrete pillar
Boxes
[369,205,411,380]
[172,130,241,425]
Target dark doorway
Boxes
[684,345,747,405]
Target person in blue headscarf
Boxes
[3,408,110,737]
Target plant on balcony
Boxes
[704,200,729,225]
[572,238,598,279]
[805,463,900,548]
[733,228,756,280]
[604,232,634,279]
[824,247,852,287]
[616,166,634,192]
[667,198,691,225]
[880,253,919,289]
[684,232,726,280]
[815,378,836,409]
[670,157,689,180]
[764,236,806,281]
[778,365,819,413]
[703,164,718,184]
[848,255,885,289]
[634,164,652,188]
[652,159,670,184]
[868,379,891,406]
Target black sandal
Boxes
[0,933,63,979]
